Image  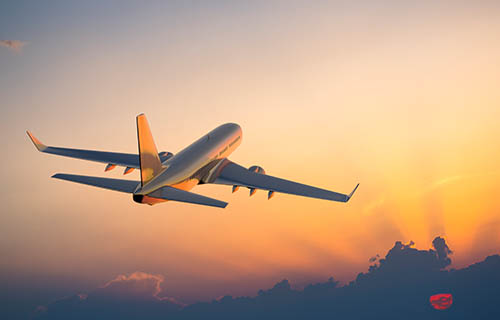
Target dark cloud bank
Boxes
[33,236,499,320]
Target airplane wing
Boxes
[210,159,358,203]
[27,131,172,169]
[52,173,227,208]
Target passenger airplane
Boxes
[27,114,358,208]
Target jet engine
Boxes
[248,165,265,174]
[158,151,174,162]
[247,165,265,196]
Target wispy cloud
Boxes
[414,170,500,198]
[0,40,27,52]
[34,271,183,319]
[98,271,183,305]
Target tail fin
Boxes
[136,114,163,186]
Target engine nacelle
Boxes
[104,163,117,172]
[248,165,265,174]
[248,166,265,196]
[123,167,134,175]
[158,151,174,162]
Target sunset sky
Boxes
[1,0,500,310]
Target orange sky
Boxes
[1,1,499,302]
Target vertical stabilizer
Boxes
[136,114,163,186]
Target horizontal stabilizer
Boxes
[148,186,228,208]
[52,174,140,193]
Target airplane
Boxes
[27,114,358,208]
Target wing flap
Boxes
[149,186,228,208]
[213,161,357,203]
[52,174,140,193]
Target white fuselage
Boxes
[134,123,242,204]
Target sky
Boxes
[1,0,500,317]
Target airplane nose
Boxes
[227,123,240,130]
[230,123,242,134]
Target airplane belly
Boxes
[134,178,199,205]
[141,195,168,206]
[170,178,199,191]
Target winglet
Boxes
[346,183,359,202]
[26,131,47,152]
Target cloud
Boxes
[178,237,500,319]
[369,254,380,263]
[98,271,170,301]
[0,40,27,52]
[35,272,182,320]
[432,236,452,268]
[93,271,183,305]
[34,237,500,320]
